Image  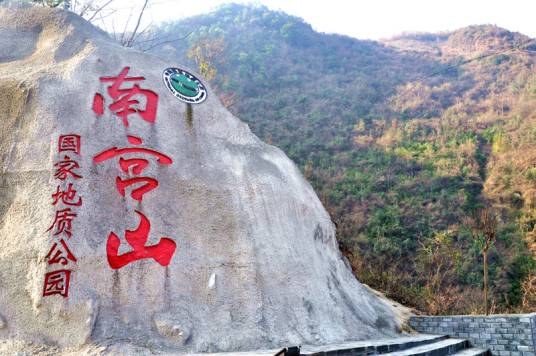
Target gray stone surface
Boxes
[0,4,403,354]
[410,314,536,356]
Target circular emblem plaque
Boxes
[162,67,207,104]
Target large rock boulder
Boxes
[0,4,402,353]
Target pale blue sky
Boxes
[109,0,536,40]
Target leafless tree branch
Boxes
[125,0,149,47]
[140,32,192,51]
[86,0,114,21]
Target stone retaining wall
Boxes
[409,314,536,355]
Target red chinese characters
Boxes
[47,208,78,238]
[43,270,71,298]
[93,67,177,269]
[92,67,158,127]
[52,183,82,206]
[54,155,83,180]
[58,135,81,154]
[107,211,176,269]
[43,135,83,298]
[94,135,172,201]
[46,240,77,265]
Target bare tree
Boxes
[522,274,536,310]
[416,231,463,315]
[187,36,226,81]
[27,0,165,50]
[123,0,148,47]
[74,0,151,47]
[185,35,235,107]
[92,0,189,52]
[473,207,498,315]
[74,0,115,22]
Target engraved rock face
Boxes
[0,4,403,354]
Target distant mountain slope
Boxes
[150,4,536,314]
[384,25,531,55]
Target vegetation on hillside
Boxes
[150,4,536,314]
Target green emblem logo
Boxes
[163,68,207,104]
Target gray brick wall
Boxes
[409,314,536,356]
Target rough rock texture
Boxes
[0,4,403,354]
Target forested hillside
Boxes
[149,4,536,314]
